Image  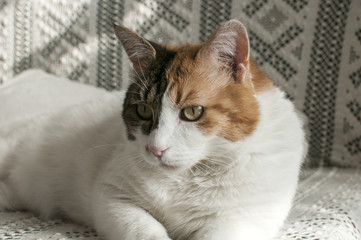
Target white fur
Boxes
[0,71,305,240]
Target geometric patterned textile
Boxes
[0,3,361,167]
[1,168,360,239]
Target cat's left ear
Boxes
[114,25,156,74]
[198,19,250,83]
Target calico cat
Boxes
[0,20,305,240]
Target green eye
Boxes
[136,104,152,120]
[181,106,204,122]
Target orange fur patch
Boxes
[166,44,274,142]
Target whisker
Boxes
[126,91,142,96]
[129,69,148,93]
[187,167,196,177]
[130,78,146,92]
[205,157,234,168]
[136,58,149,91]
[197,162,217,172]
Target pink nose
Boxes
[147,146,168,158]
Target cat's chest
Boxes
[140,168,246,217]
[133,169,250,238]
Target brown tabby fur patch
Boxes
[166,44,273,142]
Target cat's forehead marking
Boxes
[166,44,204,106]
[165,47,263,142]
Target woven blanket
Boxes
[1,168,360,239]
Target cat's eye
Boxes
[181,106,204,122]
[136,104,152,120]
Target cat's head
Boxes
[114,20,271,171]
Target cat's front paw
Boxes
[106,230,171,240]
[148,236,172,240]
[141,233,171,240]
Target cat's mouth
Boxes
[143,148,181,171]
[159,162,180,171]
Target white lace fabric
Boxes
[1,168,360,240]
[277,168,361,240]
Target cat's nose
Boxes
[147,145,168,158]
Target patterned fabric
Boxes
[1,168,360,239]
[1,0,360,167]
[0,212,99,239]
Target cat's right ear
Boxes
[114,25,156,74]
[198,19,250,84]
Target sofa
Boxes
[0,0,360,239]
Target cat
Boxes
[0,19,306,240]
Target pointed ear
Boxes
[114,25,156,74]
[198,20,250,83]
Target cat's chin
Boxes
[159,162,181,171]
[149,159,186,172]
[142,154,193,172]
[148,161,185,172]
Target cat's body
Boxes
[0,20,305,240]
